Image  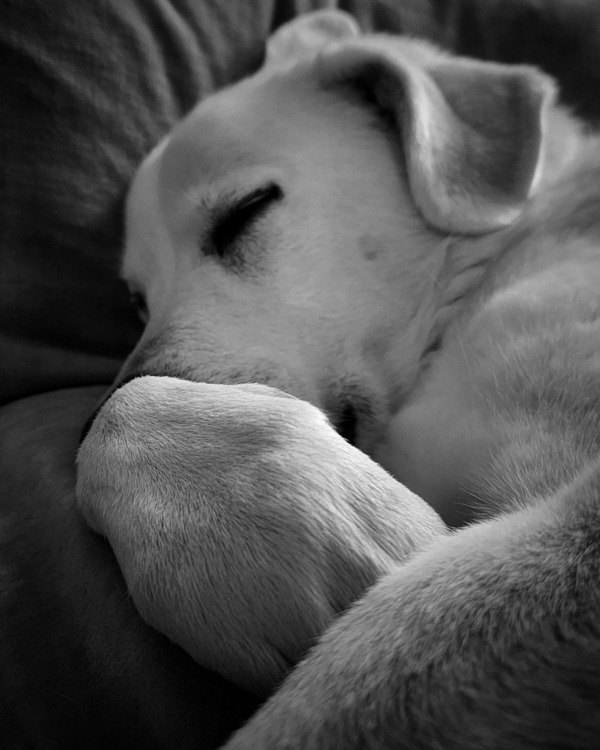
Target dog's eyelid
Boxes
[209,182,284,260]
[226,182,283,210]
[218,182,284,226]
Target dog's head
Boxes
[118,11,553,451]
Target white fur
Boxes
[76,10,600,748]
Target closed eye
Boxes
[211,183,283,259]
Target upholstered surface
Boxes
[0,387,261,748]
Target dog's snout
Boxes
[78,374,144,445]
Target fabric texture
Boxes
[0,387,261,747]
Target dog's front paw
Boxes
[76,376,445,695]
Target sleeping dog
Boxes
[76,11,600,749]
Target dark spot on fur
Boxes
[360,233,384,262]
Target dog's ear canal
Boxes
[318,44,556,234]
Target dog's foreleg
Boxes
[77,377,446,697]
[223,470,600,749]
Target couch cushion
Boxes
[0,386,261,747]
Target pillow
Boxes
[0,0,445,407]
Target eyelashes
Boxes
[210,182,283,259]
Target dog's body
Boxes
[77,12,600,748]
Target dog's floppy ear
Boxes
[267,10,360,65]
[318,43,555,234]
